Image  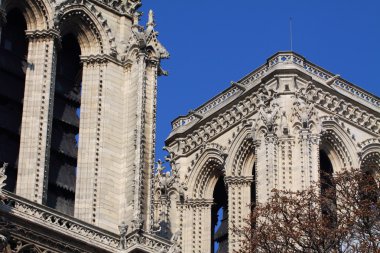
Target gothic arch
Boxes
[2,0,52,30]
[54,2,116,56]
[360,139,380,161]
[187,148,225,199]
[225,125,255,177]
[360,140,380,174]
[320,118,359,170]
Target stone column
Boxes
[16,29,59,204]
[255,134,279,203]
[226,177,252,253]
[183,200,213,253]
[74,56,107,225]
[296,130,319,190]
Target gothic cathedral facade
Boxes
[0,0,379,253]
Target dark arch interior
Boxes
[251,163,256,212]
[0,9,28,192]
[319,149,337,225]
[212,176,228,253]
[46,33,82,215]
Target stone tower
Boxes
[0,0,168,235]
[156,52,380,253]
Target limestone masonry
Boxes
[0,0,379,252]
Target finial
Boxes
[133,12,140,26]
[147,9,156,27]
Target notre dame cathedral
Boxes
[0,0,379,252]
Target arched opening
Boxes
[319,150,337,226]
[47,33,82,215]
[0,9,28,192]
[212,177,228,253]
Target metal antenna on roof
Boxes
[289,17,293,51]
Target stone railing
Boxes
[0,191,119,251]
[171,52,379,130]
[246,52,380,108]
[171,86,241,129]
[0,191,173,252]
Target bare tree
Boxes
[235,168,380,253]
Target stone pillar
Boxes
[16,29,59,203]
[74,56,108,225]
[296,131,320,190]
[255,134,279,203]
[226,177,252,252]
[183,200,213,253]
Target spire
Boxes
[147,9,156,27]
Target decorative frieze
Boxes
[0,192,119,250]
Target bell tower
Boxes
[0,0,168,234]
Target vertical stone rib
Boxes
[133,52,146,221]
[17,30,58,203]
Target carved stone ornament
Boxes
[124,10,169,61]
[155,160,175,196]
[118,221,128,249]
[91,0,142,15]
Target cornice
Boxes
[25,29,61,42]
[169,52,379,138]
[166,81,379,158]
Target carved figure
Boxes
[118,222,128,249]
[159,172,173,195]
[156,159,165,174]
[132,214,144,231]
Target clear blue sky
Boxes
[140,0,380,162]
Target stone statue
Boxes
[156,160,174,195]
[159,172,173,195]
[118,222,128,249]
[132,214,144,232]
[156,159,165,174]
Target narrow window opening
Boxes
[319,150,337,227]
[0,9,28,192]
[47,33,82,215]
[212,177,228,253]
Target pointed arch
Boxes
[2,0,53,30]
[225,125,255,177]
[187,148,226,199]
[320,117,359,170]
[360,140,380,175]
[54,2,117,56]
